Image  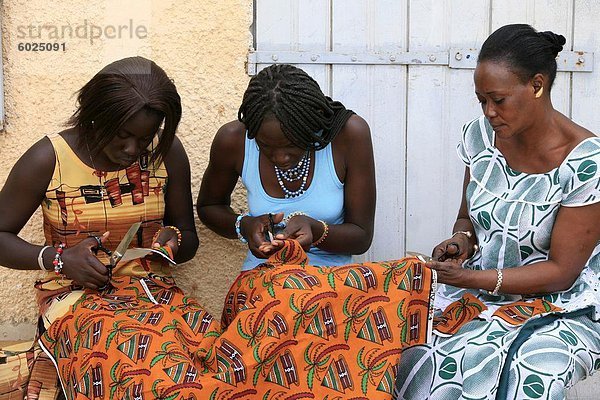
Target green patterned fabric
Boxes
[395,116,600,399]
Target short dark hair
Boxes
[238,64,354,150]
[478,24,566,90]
[68,56,182,164]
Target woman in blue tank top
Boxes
[197,64,376,270]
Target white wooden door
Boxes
[253,0,598,262]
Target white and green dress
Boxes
[395,116,600,400]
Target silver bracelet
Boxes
[488,268,503,295]
[37,245,52,271]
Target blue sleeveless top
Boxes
[241,135,351,270]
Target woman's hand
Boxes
[243,212,284,258]
[426,259,471,287]
[431,235,471,263]
[149,227,180,258]
[265,214,315,253]
[60,232,111,290]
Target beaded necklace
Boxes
[274,150,311,198]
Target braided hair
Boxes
[238,64,354,150]
[478,24,566,91]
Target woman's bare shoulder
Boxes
[333,114,373,151]
[17,135,56,172]
[207,120,247,174]
[2,135,56,200]
[342,114,371,138]
[213,120,247,150]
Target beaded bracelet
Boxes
[235,213,250,243]
[312,220,329,247]
[152,226,182,246]
[488,268,503,296]
[37,245,52,271]
[53,243,65,275]
[164,226,182,246]
[283,211,307,224]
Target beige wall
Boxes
[0,0,253,340]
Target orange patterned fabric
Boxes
[432,294,564,336]
[219,242,435,399]
[38,241,436,399]
[38,274,220,399]
[432,293,487,337]
[492,298,562,326]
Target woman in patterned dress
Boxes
[0,56,216,399]
[395,24,600,399]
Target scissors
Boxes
[266,213,275,242]
[92,222,141,290]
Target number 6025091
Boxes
[18,42,66,51]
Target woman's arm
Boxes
[0,137,56,270]
[315,114,376,254]
[161,136,199,263]
[0,136,113,289]
[196,121,250,239]
[196,121,245,239]
[430,200,600,295]
[432,168,478,262]
[197,121,291,259]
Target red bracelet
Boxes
[53,242,65,275]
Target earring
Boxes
[535,86,544,98]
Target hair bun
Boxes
[538,31,566,55]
